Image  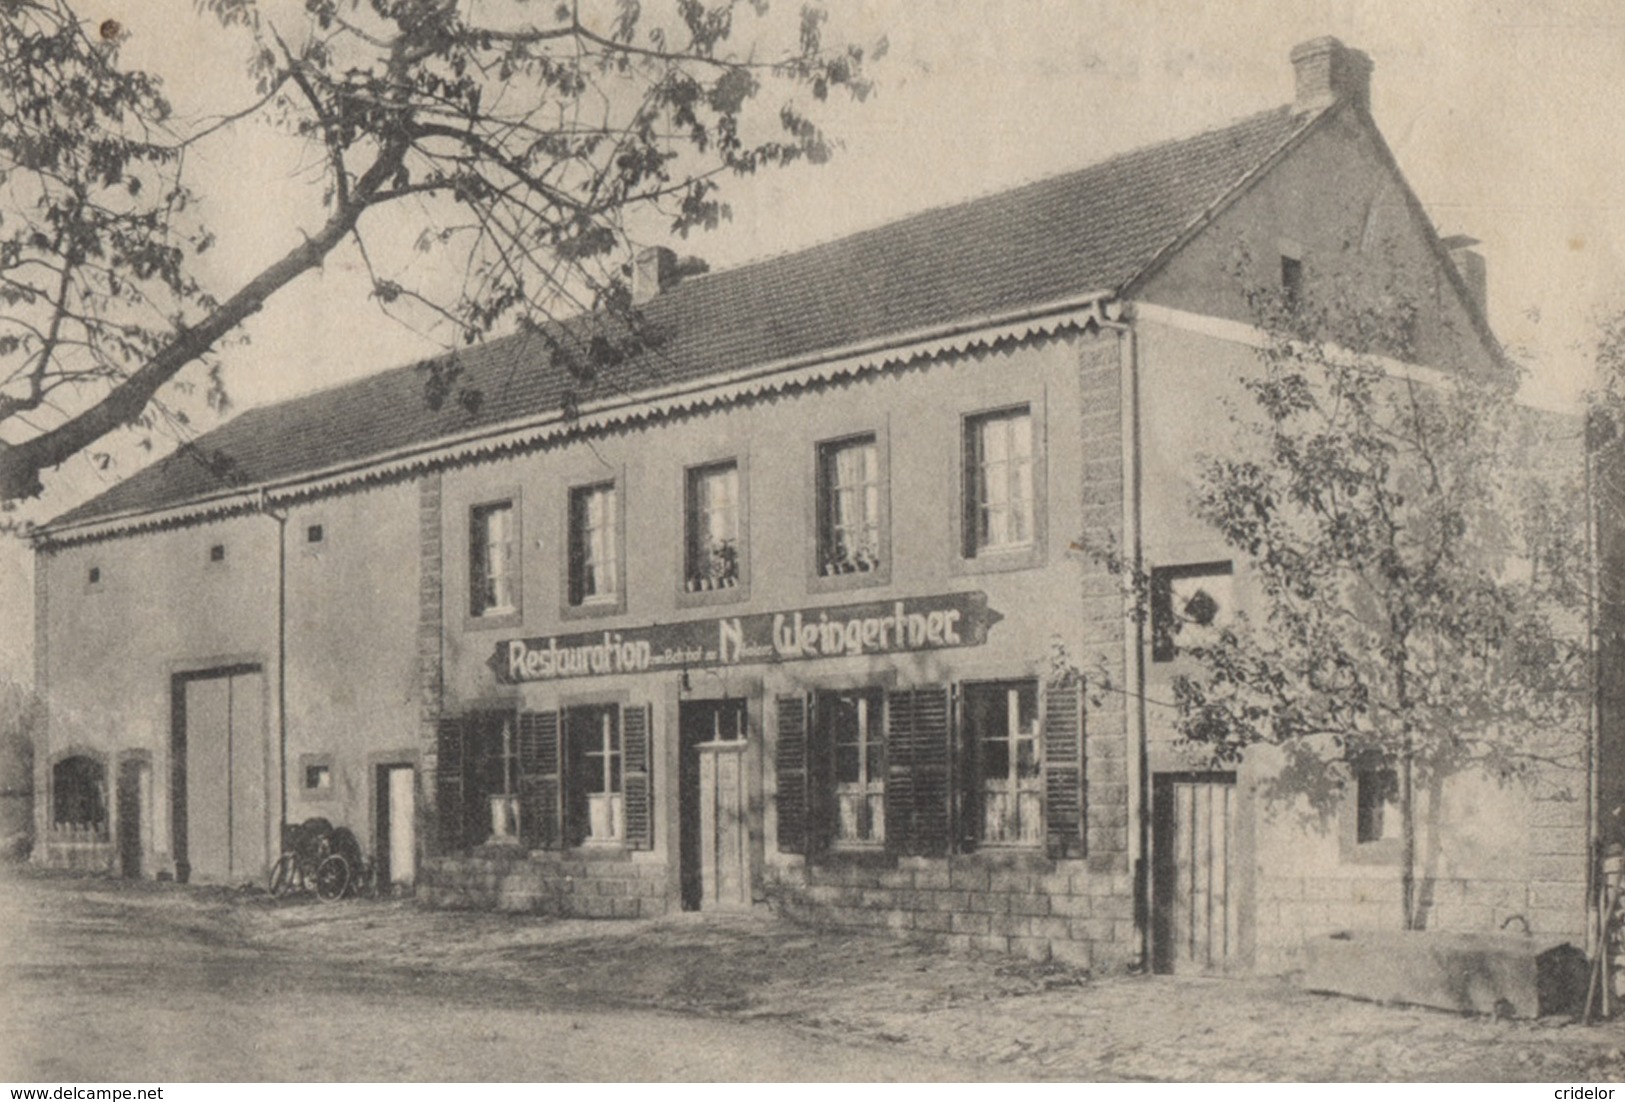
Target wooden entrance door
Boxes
[1152,772,1240,974]
[375,764,416,889]
[117,757,146,878]
[679,700,749,911]
[174,668,267,884]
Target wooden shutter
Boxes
[774,694,809,855]
[886,688,953,857]
[435,716,465,854]
[1043,677,1086,859]
[622,703,654,851]
[953,685,979,854]
[517,710,561,850]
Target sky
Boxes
[4,0,1625,683]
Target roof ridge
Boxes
[678,102,1298,289]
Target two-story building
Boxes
[30,37,1591,973]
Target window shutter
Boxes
[517,710,561,850]
[953,686,978,854]
[435,717,465,854]
[774,694,808,855]
[1043,677,1086,859]
[886,688,953,857]
[623,703,654,851]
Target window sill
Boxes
[808,565,891,595]
[1341,836,1401,866]
[955,543,1044,577]
[464,609,523,633]
[560,597,627,622]
[676,582,749,610]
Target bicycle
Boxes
[268,818,357,903]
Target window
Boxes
[51,755,107,837]
[1151,562,1234,662]
[1354,758,1397,844]
[817,435,882,577]
[450,711,520,848]
[568,483,619,606]
[1281,254,1304,307]
[964,680,1042,846]
[87,566,101,585]
[304,763,331,792]
[823,689,885,845]
[209,543,226,563]
[964,407,1035,556]
[566,705,622,844]
[469,501,517,617]
[685,462,741,592]
[488,714,520,842]
[306,523,324,544]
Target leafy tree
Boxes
[1096,269,1589,931]
[0,0,878,506]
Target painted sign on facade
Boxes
[493,592,1002,684]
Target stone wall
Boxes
[420,850,670,917]
[765,856,1132,969]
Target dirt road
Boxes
[4,869,1625,1081]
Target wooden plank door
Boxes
[698,741,750,910]
[228,670,268,883]
[183,676,231,882]
[1152,772,1239,974]
[387,765,416,887]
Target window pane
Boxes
[983,738,1010,780]
[835,744,861,784]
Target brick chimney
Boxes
[1440,234,1489,318]
[1291,36,1373,114]
[632,246,678,305]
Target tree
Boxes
[0,0,879,506]
[1098,271,1589,931]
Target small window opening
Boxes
[1354,759,1398,844]
[306,524,324,544]
[209,543,226,563]
[1281,255,1304,307]
[87,566,101,585]
[305,764,332,791]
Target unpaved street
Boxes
[4,868,1625,1081]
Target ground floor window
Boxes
[52,755,107,836]
[1354,757,1398,844]
[566,704,622,845]
[776,674,1082,860]
[450,711,520,848]
[964,680,1042,846]
[822,689,885,845]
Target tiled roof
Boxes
[49,103,1316,529]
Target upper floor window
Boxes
[685,462,741,592]
[817,435,882,577]
[964,680,1042,846]
[568,482,619,606]
[469,501,517,617]
[964,407,1035,556]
